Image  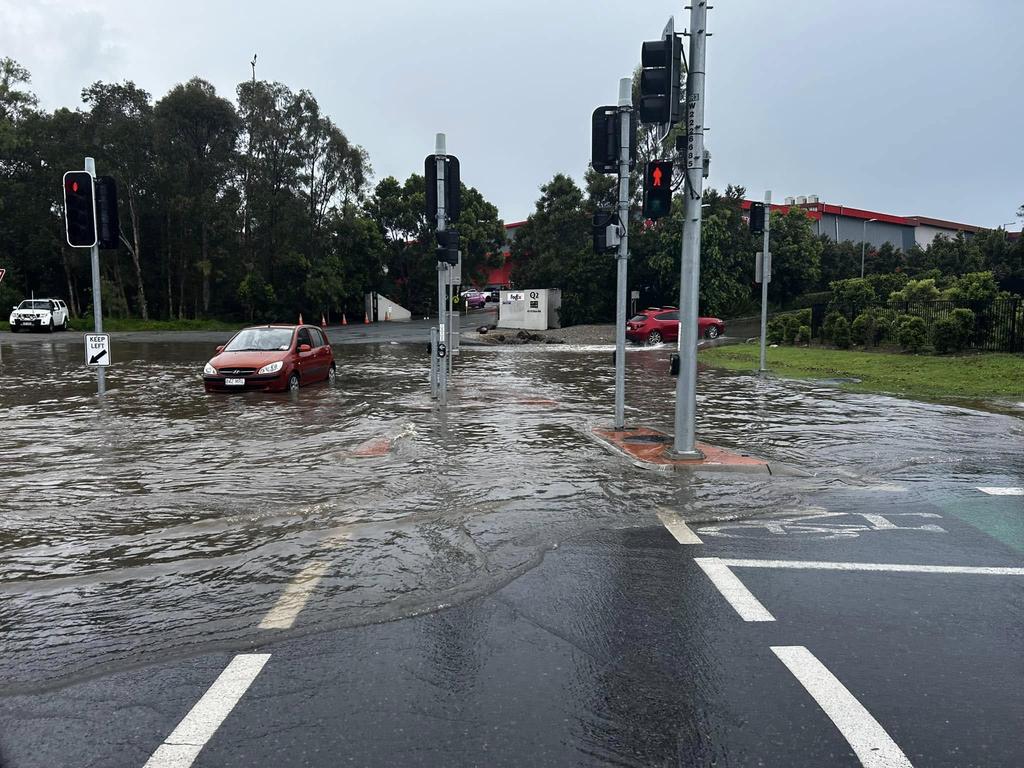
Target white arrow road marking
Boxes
[977,487,1024,496]
[772,646,913,768]
[144,653,270,768]
[716,558,1024,576]
[694,557,775,621]
[657,508,703,544]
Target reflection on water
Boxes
[0,340,1021,688]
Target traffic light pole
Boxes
[671,0,708,459]
[613,78,632,430]
[434,133,448,407]
[85,156,105,396]
[758,190,772,373]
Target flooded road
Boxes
[1,338,1022,691]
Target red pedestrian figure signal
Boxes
[643,160,673,220]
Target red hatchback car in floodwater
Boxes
[203,324,335,393]
[625,307,725,345]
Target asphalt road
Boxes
[2,484,1021,767]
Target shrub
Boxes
[851,309,885,347]
[821,310,844,342]
[767,317,786,344]
[829,278,877,313]
[797,324,812,344]
[932,308,975,353]
[890,278,940,303]
[896,315,928,353]
[783,314,802,344]
[832,316,851,349]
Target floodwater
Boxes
[0,338,1021,690]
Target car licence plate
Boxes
[225,378,245,386]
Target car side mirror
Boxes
[215,345,224,354]
[298,344,312,353]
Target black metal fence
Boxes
[812,298,1023,353]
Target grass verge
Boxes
[71,317,241,332]
[700,342,1024,401]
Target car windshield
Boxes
[19,301,52,310]
[223,327,293,352]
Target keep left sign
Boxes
[85,334,111,367]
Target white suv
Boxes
[9,299,70,333]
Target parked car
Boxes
[9,299,69,332]
[625,307,725,345]
[484,285,503,302]
[203,324,335,393]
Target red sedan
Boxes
[203,324,335,392]
[625,307,725,345]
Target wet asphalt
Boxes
[0,325,1022,767]
[2,488,1022,766]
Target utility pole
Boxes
[671,0,708,458]
[435,133,448,407]
[613,78,632,430]
[758,190,771,373]
[86,157,105,396]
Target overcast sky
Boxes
[2,0,1021,228]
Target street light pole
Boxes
[860,218,877,278]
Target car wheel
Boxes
[10,325,18,334]
[61,317,69,331]
[705,325,720,339]
[646,330,662,345]
[288,372,300,391]
[328,364,337,385]
[46,319,54,333]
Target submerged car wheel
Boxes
[47,319,54,333]
[288,373,300,391]
[328,364,337,385]
[646,330,662,345]
[61,317,69,331]
[705,325,720,339]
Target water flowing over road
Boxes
[1,339,1021,691]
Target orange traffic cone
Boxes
[364,311,370,324]
[342,313,348,326]
[298,312,304,325]
[320,313,327,328]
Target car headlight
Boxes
[203,362,217,376]
[257,360,284,375]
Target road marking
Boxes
[977,487,1024,496]
[715,558,1024,576]
[144,653,270,768]
[772,646,913,768]
[694,557,775,621]
[657,508,703,544]
[259,561,329,630]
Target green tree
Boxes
[768,207,822,306]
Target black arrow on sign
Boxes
[89,349,108,364]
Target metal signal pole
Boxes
[613,77,631,430]
[435,133,448,407]
[85,156,105,396]
[758,190,771,373]
[671,0,708,458]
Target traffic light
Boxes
[436,228,460,266]
[425,154,461,223]
[749,202,766,234]
[63,171,97,248]
[591,106,637,174]
[642,160,673,220]
[637,33,682,125]
[95,176,120,250]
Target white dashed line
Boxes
[657,508,703,544]
[977,487,1024,496]
[694,557,775,621]
[259,561,330,630]
[144,653,270,768]
[716,558,1024,576]
[772,646,913,768]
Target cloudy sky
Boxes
[2,0,1021,227]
